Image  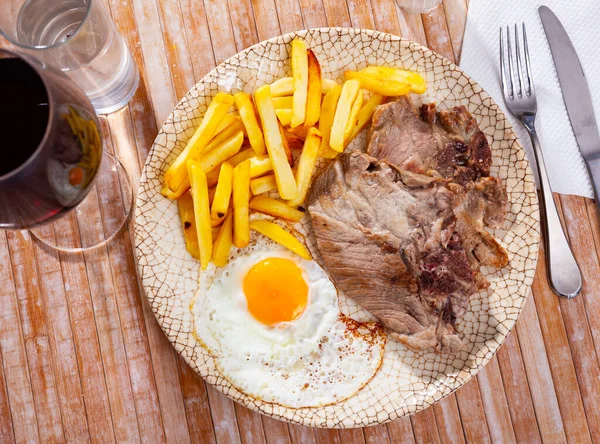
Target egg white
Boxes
[192,238,386,408]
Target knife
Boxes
[539,6,600,207]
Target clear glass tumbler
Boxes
[395,0,443,13]
[0,0,139,114]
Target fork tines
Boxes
[500,23,533,100]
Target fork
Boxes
[500,23,582,298]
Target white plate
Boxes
[134,28,540,428]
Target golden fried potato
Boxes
[250,220,311,260]
[232,159,251,248]
[165,92,234,192]
[212,212,233,267]
[228,147,255,167]
[275,109,293,127]
[249,195,304,222]
[359,66,427,94]
[284,129,305,151]
[304,49,322,128]
[210,212,228,228]
[318,84,342,159]
[291,39,309,128]
[349,93,385,141]
[254,85,298,200]
[329,79,360,153]
[187,161,213,270]
[278,122,294,167]
[344,71,411,96]
[234,92,266,155]
[288,127,322,207]
[177,191,200,259]
[211,161,233,219]
[206,168,220,188]
[250,174,278,195]
[270,77,295,97]
[343,91,363,145]
[270,76,338,97]
[272,96,294,109]
[193,130,244,173]
[162,179,190,200]
[249,155,273,178]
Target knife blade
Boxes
[539,5,600,203]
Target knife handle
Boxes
[529,129,582,298]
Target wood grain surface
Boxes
[1,0,599,442]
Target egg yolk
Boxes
[243,257,308,325]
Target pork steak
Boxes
[307,98,508,354]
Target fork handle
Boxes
[528,129,582,298]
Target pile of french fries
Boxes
[163,38,427,269]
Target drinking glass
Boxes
[395,0,443,13]
[0,49,133,251]
[0,0,139,114]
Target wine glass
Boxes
[0,49,132,251]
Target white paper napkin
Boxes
[460,0,600,198]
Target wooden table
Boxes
[2,0,600,442]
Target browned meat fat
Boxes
[307,97,508,355]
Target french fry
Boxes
[304,49,322,127]
[250,174,278,195]
[212,212,233,267]
[318,84,342,158]
[193,118,243,158]
[343,91,363,145]
[234,92,266,155]
[193,130,244,173]
[250,220,311,260]
[321,78,338,94]
[272,96,294,109]
[329,79,360,153]
[278,122,294,167]
[344,71,411,96]
[211,212,227,228]
[165,92,234,192]
[271,76,338,96]
[177,191,200,259]
[270,77,295,97]
[211,162,233,219]
[232,159,251,248]
[187,161,212,270]
[254,84,297,199]
[286,125,307,140]
[162,179,190,200]
[288,127,322,207]
[228,147,255,167]
[209,187,216,205]
[215,113,241,135]
[349,93,385,141]
[291,39,309,128]
[249,155,273,178]
[275,109,293,127]
[284,129,305,151]
[359,66,427,94]
[207,168,220,188]
[249,195,304,222]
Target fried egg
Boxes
[192,232,386,408]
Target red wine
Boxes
[0,58,49,176]
[0,54,102,229]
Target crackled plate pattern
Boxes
[134,28,540,428]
